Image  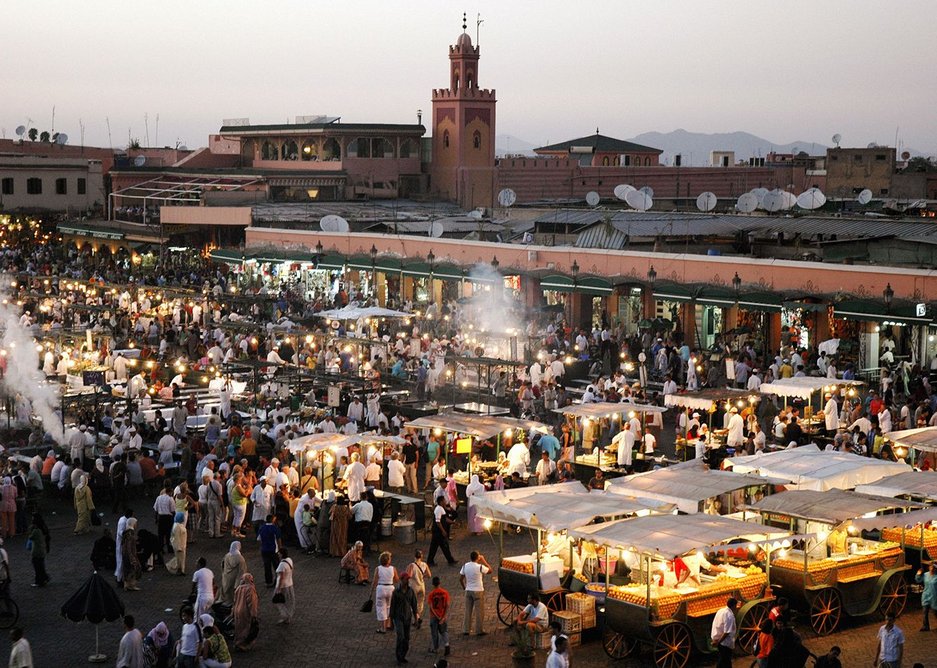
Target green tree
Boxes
[39,131,50,143]
[27,128,38,141]
[905,156,937,173]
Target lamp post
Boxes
[491,256,499,271]
[647,265,657,286]
[884,283,894,313]
[370,244,378,302]
[732,272,741,302]
[570,260,579,325]
[427,250,436,306]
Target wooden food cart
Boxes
[664,388,754,459]
[857,472,937,568]
[470,483,664,629]
[604,462,786,515]
[570,514,793,666]
[747,489,922,635]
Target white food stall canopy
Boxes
[726,444,910,491]
[317,305,413,320]
[285,432,362,454]
[746,489,923,526]
[554,402,667,419]
[855,471,937,501]
[885,427,937,453]
[569,514,792,559]
[664,389,754,412]
[405,413,549,439]
[850,506,937,532]
[605,464,789,514]
[759,377,864,400]
[470,482,667,532]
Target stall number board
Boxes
[764,513,792,529]
[456,437,472,455]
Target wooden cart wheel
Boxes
[544,590,565,613]
[809,588,842,636]
[878,574,908,618]
[496,593,520,627]
[653,623,692,668]
[737,602,770,655]
[602,629,637,660]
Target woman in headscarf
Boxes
[73,473,95,535]
[232,572,260,652]
[465,474,485,535]
[0,478,16,539]
[218,540,247,607]
[122,517,141,591]
[89,458,109,497]
[340,540,370,584]
[317,490,334,554]
[165,512,188,575]
[142,621,173,668]
[329,496,351,557]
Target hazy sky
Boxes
[3,0,934,153]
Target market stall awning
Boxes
[759,377,862,400]
[404,413,549,439]
[664,389,753,412]
[783,300,828,313]
[605,464,788,514]
[555,401,667,419]
[540,274,613,296]
[695,285,739,308]
[431,262,466,281]
[568,514,793,559]
[726,444,910,491]
[736,291,783,313]
[316,305,413,320]
[855,471,937,501]
[470,483,665,532]
[210,249,245,264]
[850,506,937,532]
[746,489,923,526]
[284,432,362,454]
[652,281,699,303]
[885,426,937,451]
[834,299,933,325]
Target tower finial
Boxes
[462,12,467,32]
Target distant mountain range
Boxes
[498,129,932,164]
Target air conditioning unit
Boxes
[528,249,538,261]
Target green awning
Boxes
[695,286,738,308]
[210,249,245,264]
[653,282,699,303]
[737,291,783,313]
[401,262,431,278]
[345,254,376,271]
[834,300,932,325]
[540,274,612,296]
[783,300,828,313]
[432,262,465,281]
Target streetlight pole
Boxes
[370,244,378,304]
[427,250,436,308]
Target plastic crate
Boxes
[551,610,582,634]
[567,632,582,647]
[534,629,553,649]
[580,611,596,629]
[565,592,596,615]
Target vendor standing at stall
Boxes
[613,423,634,469]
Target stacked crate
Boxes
[566,592,596,629]
[552,610,582,647]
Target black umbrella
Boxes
[61,571,125,662]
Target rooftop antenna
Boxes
[476,12,483,44]
[155,113,159,148]
[79,119,85,148]
[462,11,467,33]
[50,105,55,134]
[106,117,113,150]
[144,113,150,147]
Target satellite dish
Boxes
[857,189,873,205]
[780,191,798,210]
[466,209,483,220]
[867,142,878,149]
[696,191,717,212]
[736,192,758,213]
[638,185,654,198]
[55,133,68,145]
[762,190,784,212]
[901,151,911,161]
[751,187,768,208]
[613,184,635,201]
[497,188,516,207]
[320,214,348,232]
[14,126,26,137]
[624,189,652,212]
[796,188,827,210]
[179,145,188,151]
[429,221,445,238]
[133,155,146,167]
[832,133,842,147]
[585,191,601,207]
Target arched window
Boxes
[644,157,651,166]
[443,130,450,149]
[454,73,460,89]
[613,156,620,166]
[399,138,418,159]
[301,140,318,161]
[466,70,474,88]
[261,140,278,160]
[281,140,298,161]
[602,156,610,166]
[372,138,394,158]
[473,130,481,149]
[322,138,340,161]
[624,155,631,166]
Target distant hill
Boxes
[628,129,827,166]
[496,134,537,157]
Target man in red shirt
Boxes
[426,576,451,657]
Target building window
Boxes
[624,155,631,166]
[473,130,481,149]
[602,156,609,166]
[854,154,863,163]
[399,138,418,159]
[322,138,340,160]
[443,131,450,149]
[466,70,474,88]
[347,138,371,158]
[301,140,318,161]
[613,156,620,166]
[880,188,889,195]
[830,154,839,161]
[77,178,86,195]
[281,140,299,161]
[644,157,651,166]
[372,138,394,158]
[261,141,279,160]
[876,154,887,161]
[26,177,42,195]
[55,178,67,195]
[1,178,12,195]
